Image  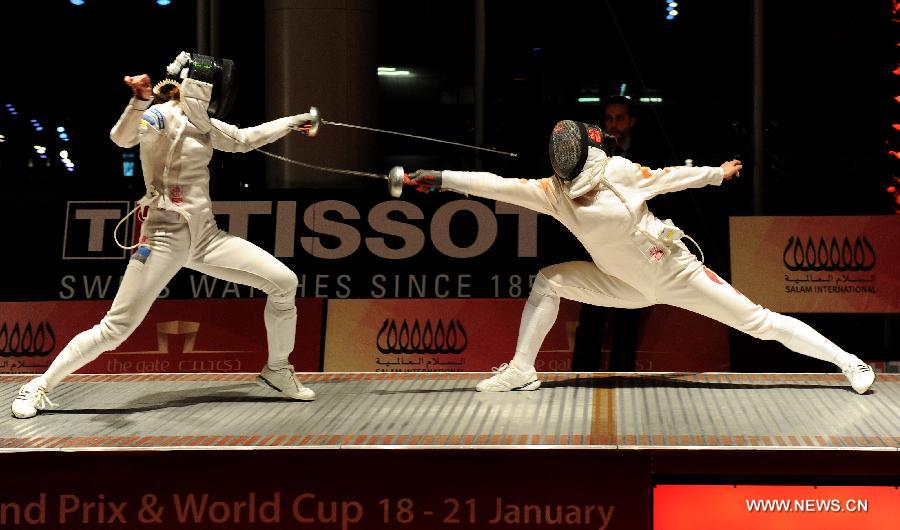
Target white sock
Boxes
[510,274,560,371]
[768,313,857,368]
[264,295,296,371]
[43,334,97,392]
[267,359,291,371]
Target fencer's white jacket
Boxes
[440,147,725,300]
[109,79,301,244]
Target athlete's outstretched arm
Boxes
[208,114,313,153]
[407,169,558,215]
[636,159,741,199]
[174,72,313,152]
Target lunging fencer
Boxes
[12,52,317,419]
[405,120,876,395]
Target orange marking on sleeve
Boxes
[640,167,652,179]
[704,266,725,285]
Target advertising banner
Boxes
[0,299,323,374]
[634,306,730,372]
[729,216,900,313]
[323,298,581,372]
[654,484,899,530]
[1,192,583,302]
[1,449,650,530]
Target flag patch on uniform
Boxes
[140,108,165,131]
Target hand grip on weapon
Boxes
[405,169,443,193]
[166,51,192,78]
[290,112,315,137]
[289,107,321,137]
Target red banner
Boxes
[730,216,900,313]
[323,298,581,372]
[0,299,323,374]
[635,306,730,372]
[654,485,900,530]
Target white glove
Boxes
[290,113,313,127]
[166,51,192,77]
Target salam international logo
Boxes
[376,319,468,355]
[782,236,876,272]
[0,322,56,356]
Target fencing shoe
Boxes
[257,365,316,401]
[11,377,57,419]
[476,362,540,392]
[841,361,875,395]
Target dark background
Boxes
[0,0,896,369]
[1,0,893,208]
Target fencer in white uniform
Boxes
[12,53,316,419]
[406,120,875,394]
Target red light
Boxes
[888,151,900,159]
[893,124,900,131]
[888,186,897,193]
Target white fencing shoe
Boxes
[841,361,875,395]
[11,377,57,419]
[256,365,316,401]
[476,362,540,392]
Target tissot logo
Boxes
[376,319,468,354]
[782,236,876,272]
[0,322,56,356]
[63,201,131,260]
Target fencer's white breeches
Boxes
[513,254,855,370]
[42,211,298,390]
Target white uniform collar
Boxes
[561,146,609,199]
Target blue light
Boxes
[156,0,171,6]
[122,153,135,177]
[60,133,69,139]
[70,0,86,5]
[532,47,542,52]
[56,126,65,133]
[665,0,679,20]
[35,127,44,132]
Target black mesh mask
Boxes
[549,120,617,181]
[160,53,238,120]
[185,54,237,120]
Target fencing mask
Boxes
[155,53,237,120]
[549,120,617,181]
